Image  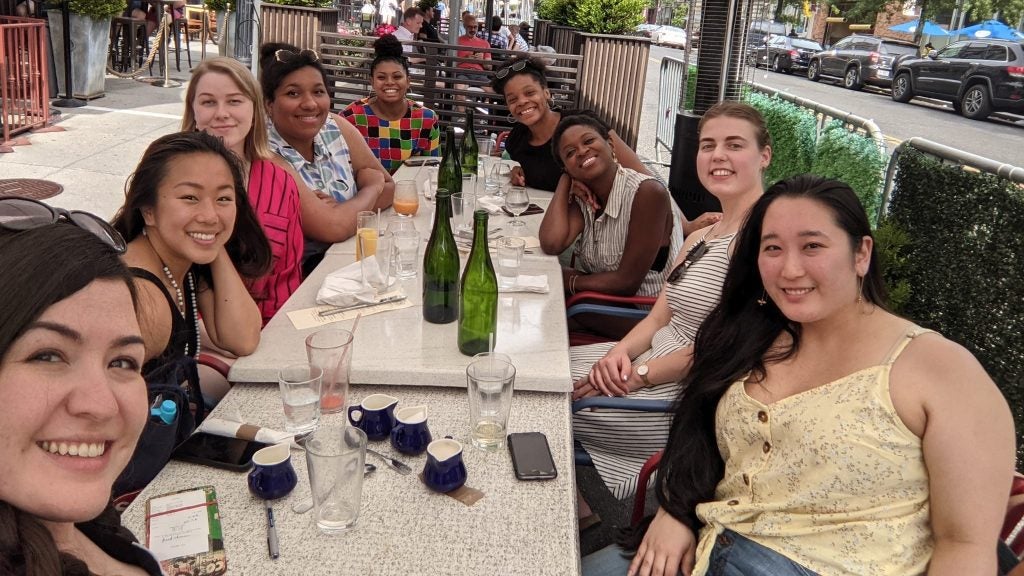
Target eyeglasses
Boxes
[274,48,320,64]
[666,240,709,284]
[494,59,530,80]
[0,197,127,253]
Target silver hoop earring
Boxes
[507,114,517,124]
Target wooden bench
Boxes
[318,32,584,139]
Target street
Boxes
[638,45,1024,167]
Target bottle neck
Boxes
[470,212,489,251]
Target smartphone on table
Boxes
[404,157,440,167]
[508,432,558,481]
[171,432,269,472]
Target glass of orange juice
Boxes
[355,210,377,261]
[394,180,419,217]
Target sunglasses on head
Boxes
[494,59,530,80]
[666,239,710,284]
[0,197,127,254]
[274,48,320,64]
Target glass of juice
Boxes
[394,180,419,217]
[355,210,377,261]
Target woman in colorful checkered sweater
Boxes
[341,34,440,174]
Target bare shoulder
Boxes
[895,330,993,390]
[131,274,173,360]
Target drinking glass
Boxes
[496,237,525,289]
[451,192,476,232]
[355,210,377,261]
[424,166,439,202]
[466,354,515,451]
[461,173,478,199]
[278,363,324,434]
[305,329,353,414]
[479,139,496,195]
[488,161,505,197]
[393,229,420,279]
[394,180,419,217]
[305,425,367,534]
[359,230,394,294]
[386,214,417,235]
[505,186,530,231]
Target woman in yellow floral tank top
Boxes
[583,174,1017,576]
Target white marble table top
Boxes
[229,165,571,392]
[122,382,582,575]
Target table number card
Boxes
[145,485,226,576]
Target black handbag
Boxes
[113,355,206,496]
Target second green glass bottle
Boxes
[458,209,498,355]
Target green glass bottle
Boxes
[438,126,462,197]
[460,109,478,175]
[422,186,460,324]
[458,209,498,355]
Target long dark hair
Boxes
[648,174,889,533]
[110,131,271,284]
[0,223,139,575]
[259,42,329,105]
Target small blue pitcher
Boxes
[390,405,432,455]
[422,438,467,493]
[247,443,297,500]
[347,394,399,441]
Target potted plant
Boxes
[260,0,339,50]
[205,0,234,56]
[48,0,125,98]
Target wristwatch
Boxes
[636,363,651,386]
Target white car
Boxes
[652,26,687,49]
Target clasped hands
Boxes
[572,349,645,400]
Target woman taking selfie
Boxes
[570,102,771,499]
[341,34,440,174]
[585,174,1016,576]
[111,131,271,373]
[0,202,159,575]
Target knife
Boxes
[318,295,406,318]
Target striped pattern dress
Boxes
[247,159,303,326]
[573,166,685,299]
[571,232,735,499]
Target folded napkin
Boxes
[198,417,295,445]
[316,257,395,307]
[476,195,505,215]
[500,274,549,293]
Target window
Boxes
[983,44,1008,61]
[938,42,967,58]
[959,44,989,59]
[833,37,853,50]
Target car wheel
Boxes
[844,66,863,90]
[772,55,782,72]
[960,84,993,120]
[891,73,914,103]
[807,60,820,81]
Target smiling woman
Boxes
[0,217,162,575]
[341,34,440,174]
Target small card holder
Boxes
[501,203,545,217]
[145,485,226,576]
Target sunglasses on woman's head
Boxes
[494,59,530,80]
[666,240,710,284]
[274,48,320,64]
[0,197,127,253]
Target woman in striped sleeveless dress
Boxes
[571,102,772,499]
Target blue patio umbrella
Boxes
[888,19,950,36]
[949,19,1024,40]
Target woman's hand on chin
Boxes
[570,179,600,211]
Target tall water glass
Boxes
[451,192,476,232]
[278,363,324,434]
[359,230,394,294]
[305,425,367,534]
[393,229,420,279]
[305,329,353,414]
[355,210,377,261]
[424,166,439,201]
[466,354,515,451]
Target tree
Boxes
[568,0,647,32]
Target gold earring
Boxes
[856,275,864,303]
[757,290,767,306]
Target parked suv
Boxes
[891,39,1024,120]
[807,34,919,89]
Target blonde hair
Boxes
[181,57,271,161]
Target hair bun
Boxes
[374,34,405,59]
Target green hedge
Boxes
[54,0,125,19]
[745,92,885,221]
[745,92,815,187]
[885,148,1024,464]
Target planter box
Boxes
[260,4,339,51]
[47,11,110,99]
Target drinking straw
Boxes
[376,208,382,235]
[351,312,363,335]
[488,332,495,373]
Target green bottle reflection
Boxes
[460,109,478,176]
[438,126,462,197]
[458,210,498,355]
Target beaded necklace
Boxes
[159,263,201,359]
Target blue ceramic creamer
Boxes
[247,443,298,500]
[390,405,432,455]
[422,438,467,493]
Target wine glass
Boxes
[504,186,530,232]
[394,180,419,217]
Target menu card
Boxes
[145,486,226,575]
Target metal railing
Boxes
[655,56,687,163]
[0,16,49,147]
[882,137,1024,222]
[577,34,651,149]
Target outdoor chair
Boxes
[566,290,655,346]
